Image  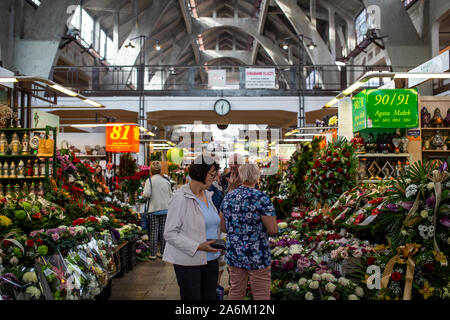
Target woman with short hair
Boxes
[219,163,278,300]
[143,161,173,259]
[163,155,222,300]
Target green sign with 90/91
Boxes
[352,89,418,132]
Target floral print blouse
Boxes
[220,186,276,270]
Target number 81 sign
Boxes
[106,124,140,153]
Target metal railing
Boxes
[50,64,396,96]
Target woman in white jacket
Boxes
[143,161,173,259]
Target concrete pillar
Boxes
[93,18,101,52]
[310,0,316,29]
[346,20,355,52]
[13,0,79,78]
[213,0,216,18]
[234,0,238,20]
[113,10,120,54]
[328,7,336,61]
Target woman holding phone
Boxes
[163,155,223,300]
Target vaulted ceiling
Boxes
[80,0,365,67]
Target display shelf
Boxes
[421,128,450,131]
[0,177,45,180]
[0,127,50,132]
[361,179,382,183]
[76,154,106,158]
[0,154,51,158]
[422,150,450,153]
[357,153,411,158]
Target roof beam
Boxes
[251,0,270,64]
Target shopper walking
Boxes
[143,161,173,259]
[220,163,278,300]
[163,155,222,300]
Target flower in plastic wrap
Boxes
[309,281,319,290]
[26,286,41,299]
[355,287,364,297]
[9,256,18,264]
[338,277,350,286]
[305,292,314,300]
[325,283,336,293]
[277,222,287,229]
[23,271,38,283]
[74,226,87,235]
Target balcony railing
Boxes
[50,64,395,96]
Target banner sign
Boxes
[245,68,275,89]
[352,89,418,132]
[106,123,139,153]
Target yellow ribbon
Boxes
[381,243,420,300]
[427,169,449,266]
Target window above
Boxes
[402,0,418,9]
[355,9,368,45]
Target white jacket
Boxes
[143,174,173,213]
[163,184,220,266]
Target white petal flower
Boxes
[348,294,359,300]
[355,287,364,297]
[328,296,336,300]
[312,274,321,281]
[292,284,300,292]
[23,271,38,283]
[338,277,350,286]
[320,273,330,280]
[420,210,429,218]
[309,281,319,290]
[26,286,41,299]
[325,283,336,293]
[298,278,308,286]
[305,292,314,300]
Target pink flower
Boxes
[340,251,349,259]
[352,250,363,258]
[51,233,60,241]
[136,249,142,254]
[69,227,77,236]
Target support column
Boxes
[328,7,336,61]
[310,0,316,29]
[113,10,120,54]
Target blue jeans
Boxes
[140,212,150,236]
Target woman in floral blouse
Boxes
[219,163,278,300]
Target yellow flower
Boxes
[419,281,435,300]
[373,244,389,251]
[0,215,12,227]
[385,296,399,300]
[433,251,447,264]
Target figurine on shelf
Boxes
[431,107,444,127]
[17,160,25,178]
[432,130,445,150]
[351,132,365,153]
[9,161,16,178]
[3,162,9,178]
[0,132,8,155]
[30,182,35,195]
[40,161,45,178]
[9,132,21,155]
[364,133,377,153]
[445,109,450,127]
[13,183,20,199]
[421,107,431,128]
[423,136,431,150]
[21,132,30,155]
[387,133,395,153]
[26,159,33,177]
[401,135,409,153]
[392,130,401,154]
[34,159,39,177]
[0,185,4,199]
[22,182,29,196]
[5,184,12,199]
[37,181,44,197]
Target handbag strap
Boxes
[145,178,152,215]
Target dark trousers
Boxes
[173,258,219,300]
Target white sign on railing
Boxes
[245,68,275,89]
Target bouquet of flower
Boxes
[305,136,357,207]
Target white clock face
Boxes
[215,99,230,116]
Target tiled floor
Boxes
[110,258,229,300]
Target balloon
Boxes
[167,148,183,165]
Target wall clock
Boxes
[214,99,231,116]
